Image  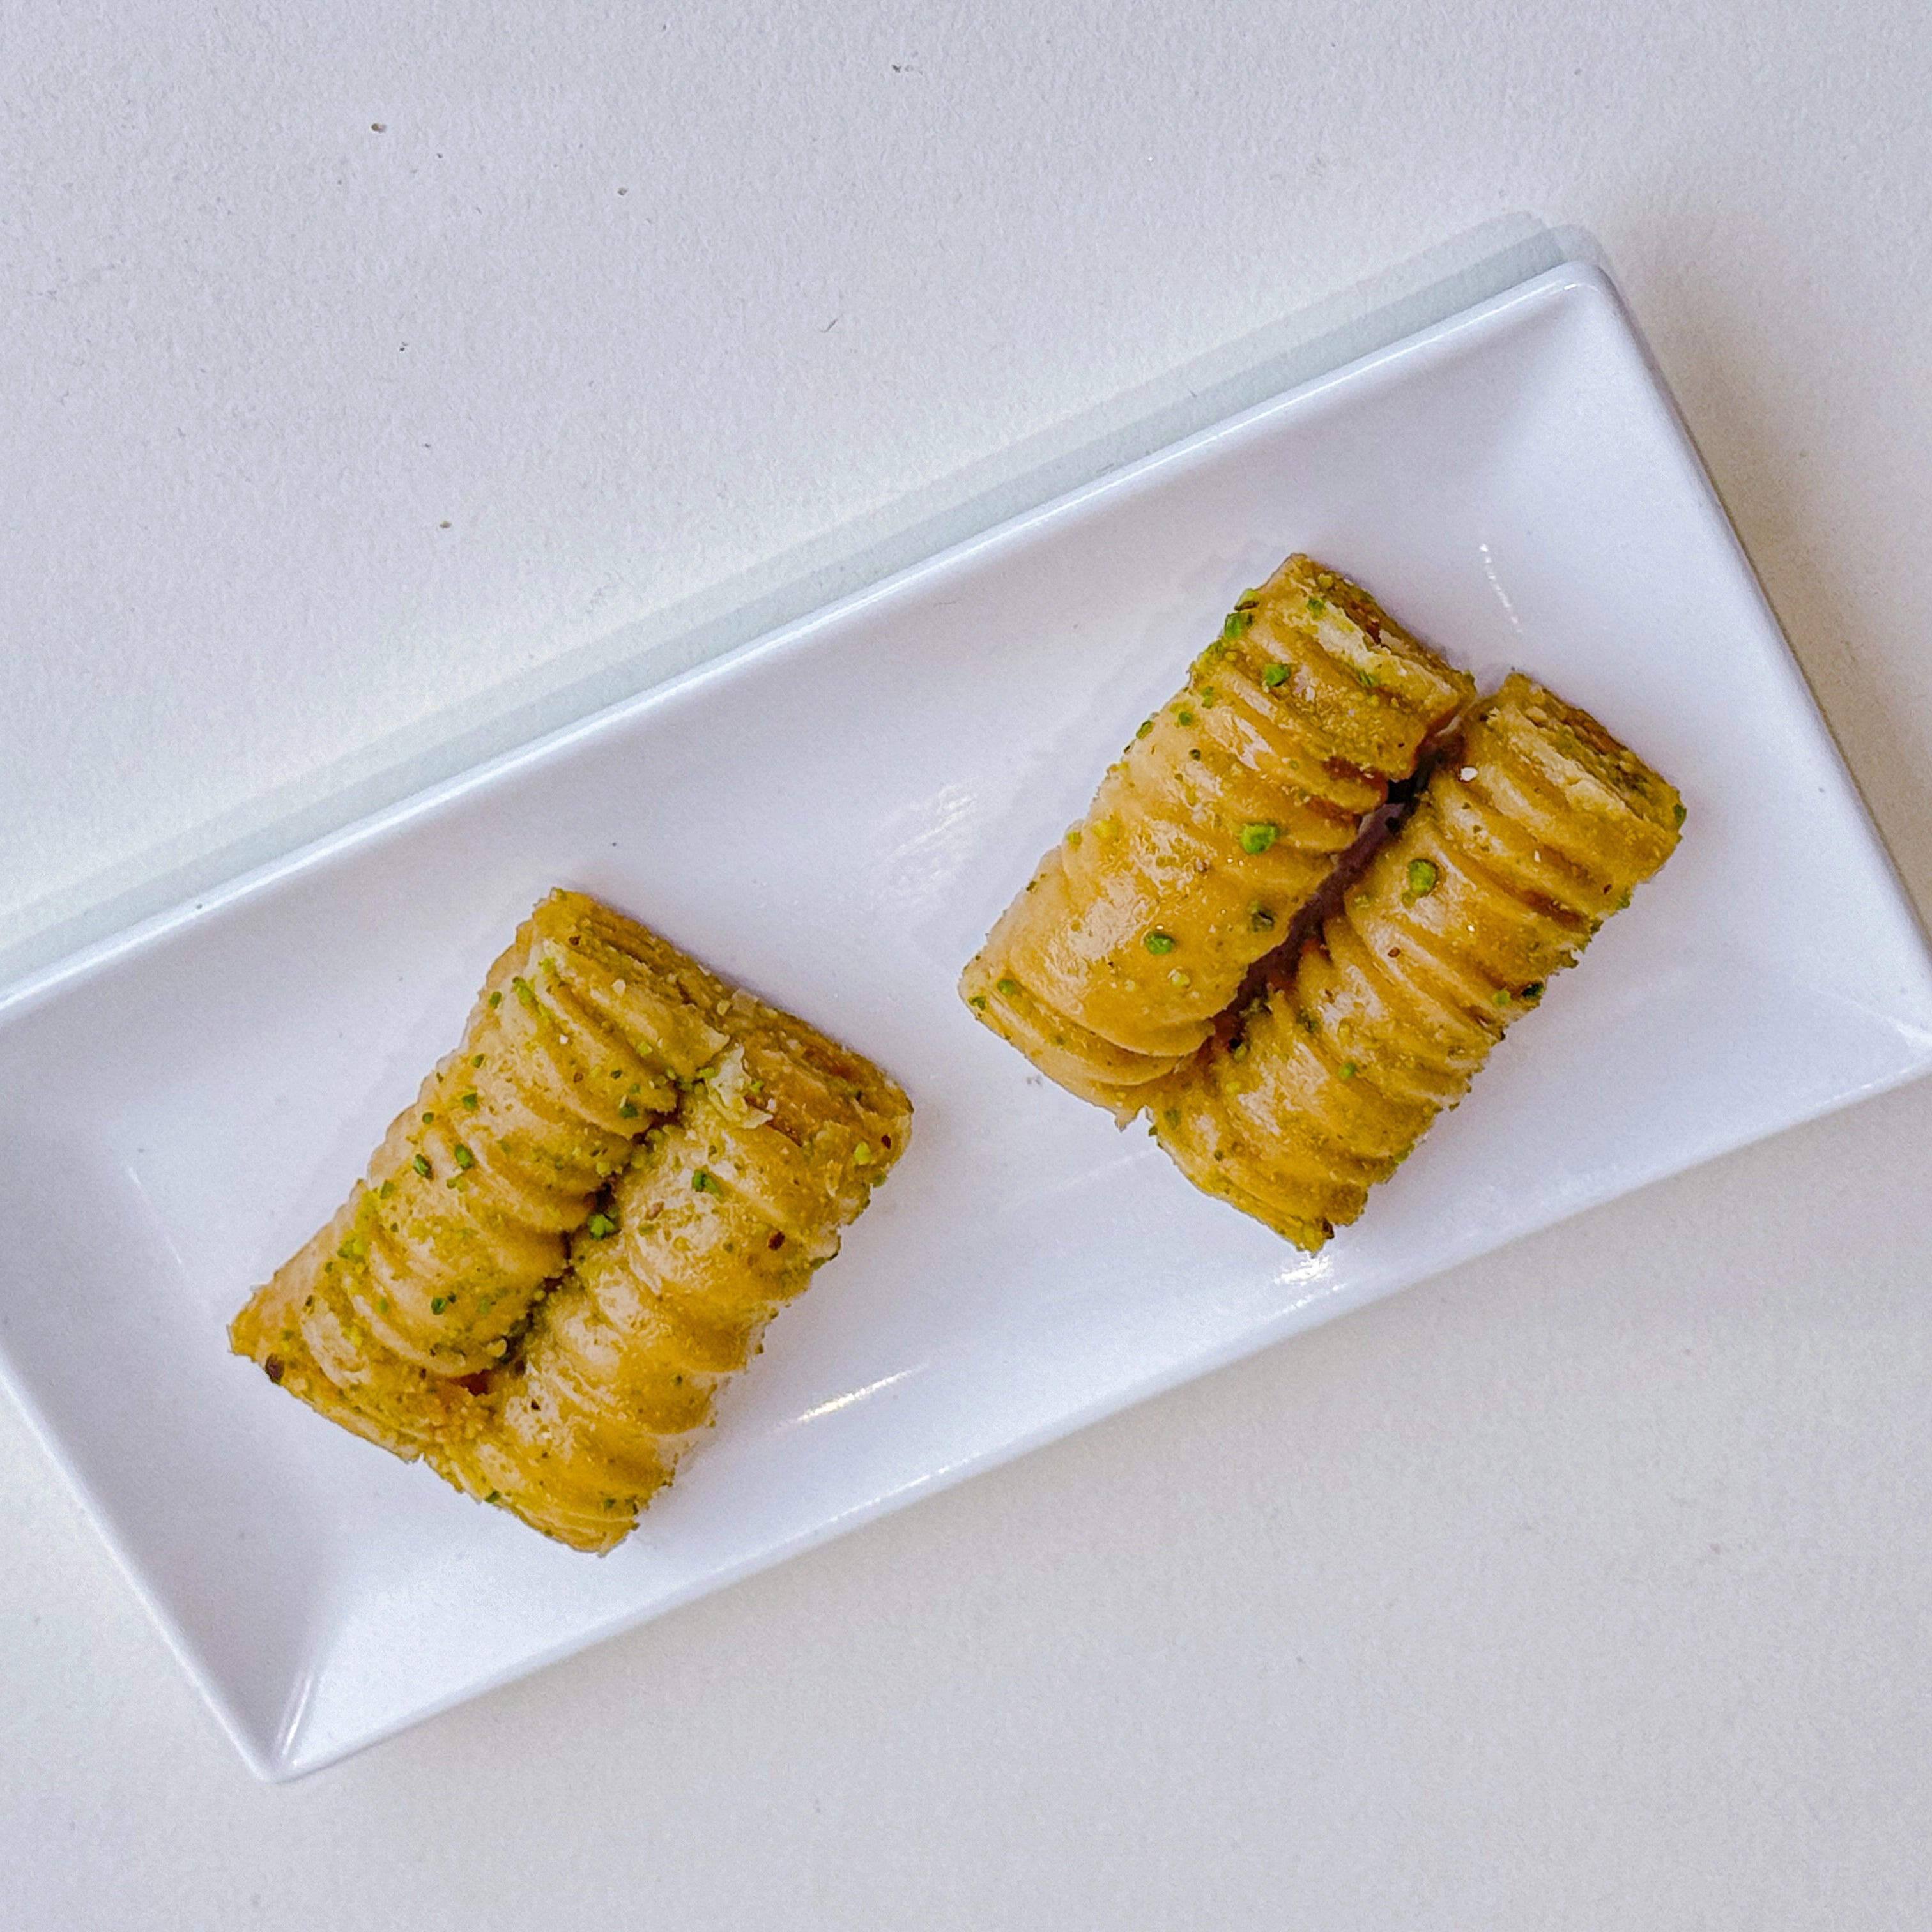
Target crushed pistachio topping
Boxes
[1338,1061,1358,1080]
[1249,903,1275,932]
[1175,707,1195,727]
[1262,662,1289,689]
[1222,609,1252,640]
[693,1169,719,1194]
[430,1296,447,1314]
[586,1212,618,1238]
[1143,930,1177,955]
[412,1154,431,1178]
[852,1142,874,1166]
[995,975,1022,997]
[1239,822,1278,855]
[618,1099,640,1119]
[512,976,537,1009]
[487,990,502,1009]
[1307,597,1326,615]
[461,1090,479,1109]
[1406,858,1439,898]
[453,1143,476,1170]
[967,993,988,1011]
[1673,801,1687,828]
[1135,718,1154,739]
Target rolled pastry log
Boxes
[960,556,1474,1111]
[229,891,735,1454]
[1152,674,1683,1248]
[431,990,912,1551]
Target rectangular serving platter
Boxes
[3,261,1929,1779]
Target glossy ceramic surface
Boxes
[2,263,1926,1778]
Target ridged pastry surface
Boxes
[1152,674,1682,1246]
[961,556,1473,1110]
[431,993,911,1551]
[231,894,910,1549]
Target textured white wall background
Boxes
[4,1,1931,1926]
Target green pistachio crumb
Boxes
[487,990,502,1009]
[1176,706,1195,726]
[1239,822,1278,855]
[1673,801,1687,828]
[1249,903,1276,932]
[1356,667,1379,689]
[453,1143,476,1170]
[430,1296,447,1314]
[1222,609,1253,640]
[512,976,537,1009]
[586,1212,618,1238]
[995,976,1022,997]
[967,993,988,1011]
[485,1491,500,1504]
[1143,930,1177,954]
[1493,989,1512,1006]
[1135,718,1154,739]
[693,1169,718,1194]
[421,1111,435,1124]
[412,1154,431,1178]
[618,1099,640,1119]
[852,1142,874,1166]
[1262,662,1289,689]
[1521,981,1545,1000]
[1307,597,1326,615]
[1338,1061,1358,1080]
[1406,858,1439,898]
[1162,1107,1181,1128]
[461,1090,479,1109]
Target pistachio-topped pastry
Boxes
[431,992,912,1551]
[231,894,912,1541]
[961,556,1473,1112]
[1151,674,1682,1246]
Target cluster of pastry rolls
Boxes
[1151,675,1682,1246]
[231,890,908,1548]
[960,555,1474,1112]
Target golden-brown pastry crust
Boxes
[231,891,911,1552]
[1153,673,1682,1245]
[430,991,912,1551]
[962,556,1473,1108]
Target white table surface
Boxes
[6,3,1931,1924]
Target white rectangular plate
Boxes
[3,263,1928,1780]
